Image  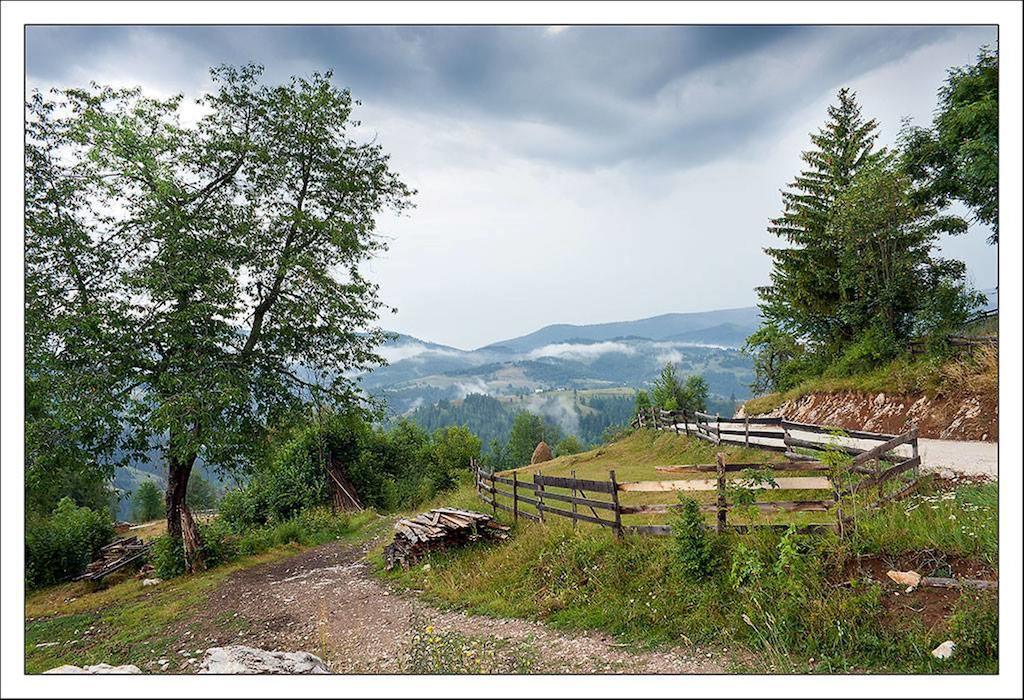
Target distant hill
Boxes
[480,307,761,353]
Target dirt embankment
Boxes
[743,391,997,441]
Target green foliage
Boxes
[430,425,482,492]
[554,435,583,457]
[650,363,708,413]
[186,473,219,511]
[634,390,652,413]
[506,411,563,467]
[669,497,716,580]
[751,87,983,393]
[949,594,998,661]
[26,498,115,588]
[131,480,164,522]
[902,47,998,243]
[25,64,413,561]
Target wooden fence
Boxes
[909,334,997,355]
[472,422,922,538]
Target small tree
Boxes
[743,325,805,394]
[432,425,482,491]
[651,363,708,413]
[132,480,164,522]
[554,435,583,457]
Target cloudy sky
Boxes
[26,25,998,349]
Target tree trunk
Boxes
[165,440,204,573]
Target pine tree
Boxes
[758,88,879,350]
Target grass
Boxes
[376,432,998,674]
[24,510,382,674]
[743,347,998,416]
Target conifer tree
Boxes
[757,88,879,350]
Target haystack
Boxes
[531,441,553,464]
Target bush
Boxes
[131,480,164,522]
[670,497,716,580]
[25,497,114,588]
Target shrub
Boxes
[25,497,114,588]
[131,480,164,522]
[150,534,185,579]
[670,497,716,579]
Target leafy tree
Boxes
[650,363,709,413]
[743,324,805,394]
[634,389,652,414]
[432,426,482,491]
[506,412,562,467]
[554,435,583,457]
[24,65,412,570]
[132,480,165,522]
[757,88,880,350]
[902,47,998,243]
[186,473,219,511]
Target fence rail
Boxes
[472,419,922,539]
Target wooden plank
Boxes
[516,509,541,523]
[617,476,834,492]
[538,503,617,528]
[655,462,831,472]
[920,577,998,590]
[537,489,617,511]
[716,428,784,439]
[624,525,673,536]
[622,523,836,536]
[781,420,896,441]
[851,428,918,466]
[489,475,515,486]
[534,474,615,494]
[609,470,623,538]
[622,502,832,515]
[782,435,893,471]
[492,487,516,501]
[853,456,922,492]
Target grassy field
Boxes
[489,430,872,528]
[379,471,998,673]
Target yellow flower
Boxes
[425,625,434,634]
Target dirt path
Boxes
[167,536,726,674]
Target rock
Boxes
[198,645,329,674]
[44,663,142,674]
[886,570,922,589]
[531,441,553,465]
[141,578,163,587]
[422,563,431,572]
[932,640,956,659]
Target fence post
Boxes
[744,416,750,448]
[683,410,691,437]
[490,472,496,517]
[609,470,623,538]
[571,470,578,530]
[911,432,920,478]
[715,452,728,534]
[512,470,519,523]
[535,472,545,523]
[673,412,680,435]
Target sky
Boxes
[25,25,999,350]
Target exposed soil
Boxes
[749,391,997,441]
[158,537,727,674]
[840,553,997,632]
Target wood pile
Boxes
[76,536,151,581]
[383,508,510,570]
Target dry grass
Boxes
[939,345,997,398]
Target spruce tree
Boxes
[757,88,879,350]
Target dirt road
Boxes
[164,537,726,674]
[665,424,998,478]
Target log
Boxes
[920,577,998,590]
[384,508,510,570]
[617,476,833,492]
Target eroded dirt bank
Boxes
[744,391,997,441]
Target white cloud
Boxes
[527,341,637,361]
[377,342,461,364]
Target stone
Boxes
[44,663,142,674]
[141,578,163,587]
[886,570,922,589]
[931,640,956,659]
[198,645,329,674]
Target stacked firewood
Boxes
[76,536,151,581]
[384,508,510,570]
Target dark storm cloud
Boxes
[25,25,962,169]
